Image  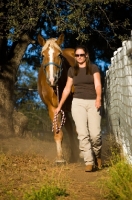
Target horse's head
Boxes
[38,34,64,86]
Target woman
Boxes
[55,45,102,172]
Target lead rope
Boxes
[52,85,66,133]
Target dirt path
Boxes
[0,135,110,200]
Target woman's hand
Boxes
[55,106,61,115]
[94,72,102,110]
[95,98,101,110]
[54,77,73,115]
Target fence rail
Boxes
[105,38,132,164]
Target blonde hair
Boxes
[41,38,62,54]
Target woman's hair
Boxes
[73,45,92,76]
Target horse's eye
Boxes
[58,54,62,58]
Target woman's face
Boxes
[75,48,88,64]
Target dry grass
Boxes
[0,136,108,200]
[0,153,71,200]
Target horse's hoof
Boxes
[55,159,67,166]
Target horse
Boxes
[37,34,79,163]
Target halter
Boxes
[52,85,66,133]
[42,59,63,79]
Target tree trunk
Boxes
[0,69,15,137]
[0,34,31,137]
[13,110,28,136]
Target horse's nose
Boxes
[46,72,59,86]
[49,77,55,86]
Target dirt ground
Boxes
[0,131,112,200]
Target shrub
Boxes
[102,151,132,200]
[24,184,68,200]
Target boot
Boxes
[85,165,93,172]
[97,158,102,170]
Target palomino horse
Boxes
[37,34,79,163]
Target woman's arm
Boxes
[93,72,102,109]
[55,77,73,113]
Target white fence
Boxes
[105,38,132,164]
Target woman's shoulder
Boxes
[90,62,100,73]
[68,66,74,77]
[90,62,98,68]
[68,66,74,73]
[68,66,73,71]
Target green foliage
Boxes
[0,0,131,44]
[0,0,131,64]
[24,185,67,200]
[54,0,132,43]
[0,0,45,40]
[102,151,132,200]
[109,146,122,165]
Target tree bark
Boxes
[13,110,28,136]
[0,34,31,137]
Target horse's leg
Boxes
[48,105,66,163]
[64,112,79,163]
[54,129,66,163]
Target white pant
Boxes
[71,98,102,165]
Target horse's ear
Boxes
[38,34,46,46]
[56,34,64,46]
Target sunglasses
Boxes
[75,54,86,57]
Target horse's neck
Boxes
[62,48,75,67]
[53,48,74,95]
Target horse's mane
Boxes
[41,38,62,54]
